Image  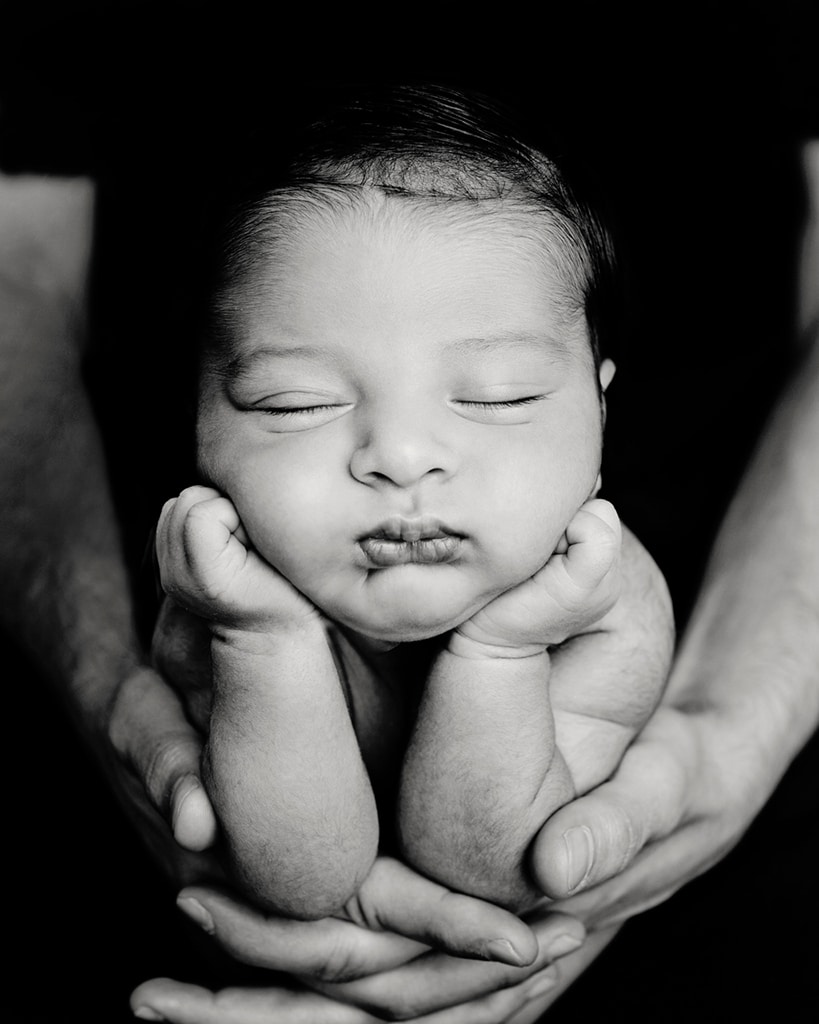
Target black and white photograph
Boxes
[3,3,817,1021]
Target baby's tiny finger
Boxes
[571,499,621,543]
[156,488,222,563]
[582,497,620,530]
[181,495,243,571]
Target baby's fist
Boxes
[455,499,622,657]
[156,485,316,632]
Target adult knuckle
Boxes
[142,737,193,808]
[309,942,366,985]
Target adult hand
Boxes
[528,315,819,1005]
[105,661,219,875]
[130,600,589,1021]
[515,694,812,1015]
[530,700,763,924]
[131,859,586,1023]
[129,519,675,1023]
[0,173,221,891]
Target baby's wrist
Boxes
[210,614,324,655]
[448,629,547,661]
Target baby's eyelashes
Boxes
[448,392,550,424]
[251,400,354,431]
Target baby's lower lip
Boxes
[359,536,463,567]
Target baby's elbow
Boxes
[398,812,539,912]
[226,821,378,920]
[243,868,369,922]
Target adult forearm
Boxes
[0,176,140,736]
[667,333,819,794]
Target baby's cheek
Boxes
[486,502,566,581]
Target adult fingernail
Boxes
[527,969,557,999]
[133,1008,165,1021]
[177,895,215,934]
[485,938,527,966]
[547,932,583,958]
[563,825,595,894]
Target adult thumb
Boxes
[529,724,690,898]
[108,665,217,851]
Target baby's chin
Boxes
[325,587,492,647]
[338,609,466,646]
[309,563,528,647]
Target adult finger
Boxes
[130,978,380,1024]
[504,925,622,1024]
[108,665,218,851]
[529,709,698,899]
[403,962,572,1024]
[174,885,430,982]
[344,857,539,966]
[130,931,619,1024]
[314,911,584,1020]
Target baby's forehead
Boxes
[205,187,595,374]
[248,189,583,311]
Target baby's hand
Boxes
[454,499,622,658]
[156,485,318,634]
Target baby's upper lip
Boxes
[362,515,463,543]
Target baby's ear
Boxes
[598,358,616,430]
[599,358,616,393]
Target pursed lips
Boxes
[358,516,464,566]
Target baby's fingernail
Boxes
[177,895,215,934]
[547,932,584,958]
[563,825,595,893]
[133,1008,165,1021]
[485,938,526,966]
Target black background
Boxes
[3,3,818,1020]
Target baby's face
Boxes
[197,195,612,642]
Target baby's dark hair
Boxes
[199,82,620,369]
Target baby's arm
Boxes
[156,486,378,919]
[398,500,670,911]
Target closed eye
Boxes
[261,403,343,417]
[457,395,546,410]
[251,399,354,432]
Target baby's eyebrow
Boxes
[217,331,575,383]
[221,344,336,380]
[445,331,574,362]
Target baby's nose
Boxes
[349,407,458,489]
